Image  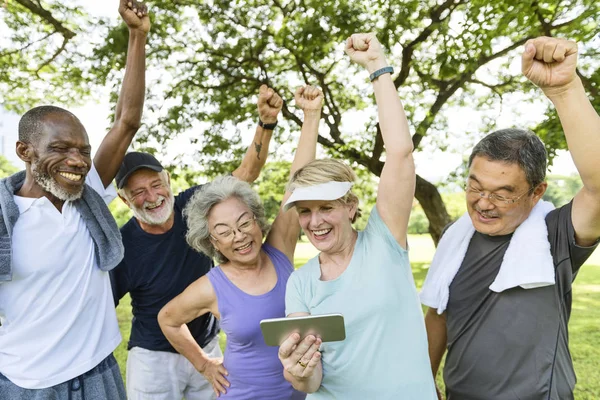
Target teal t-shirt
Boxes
[285,206,437,399]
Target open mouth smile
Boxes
[312,228,332,237]
[58,172,83,182]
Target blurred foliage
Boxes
[0,155,19,178]
[2,0,599,243]
[543,174,582,207]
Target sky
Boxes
[0,0,579,182]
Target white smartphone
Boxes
[260,313,346,347]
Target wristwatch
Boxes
[258,119,278,130]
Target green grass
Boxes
[115,235,600,397]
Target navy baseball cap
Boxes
[115,152,164,189]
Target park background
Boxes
[1,0,599,397]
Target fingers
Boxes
[350,33,370,51]
[278,332,302,360]
[215,370,230,390]
[300,350,322,378]
[290,335,317,365]
[297,337,322,367]
[521,41,536,75]
[258,85,282,108]
[259,84,269,98]
[526,37,577,64]
[269,91,283,109]
[122,0,148,18]
[344,37,355,57]
[302,86,321,100]
[212,379,227,397]
[294,86,305,100]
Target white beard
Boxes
[131,192,175,226]
[31,162,83,202]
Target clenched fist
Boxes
[119,0,150,34]
[295,85,324,114]
[521,36,578,95]
[345,33,387,74]
[257,84,283,125]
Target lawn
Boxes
[115,235,600,398]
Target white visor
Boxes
[283,181,353,211]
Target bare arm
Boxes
[232,85,282,183]
[425,308,447,379]
[266,86,323,262]
[157,276,229,396]
[345,34,414,248]
[522,37,600,246]
[94,0,149,187]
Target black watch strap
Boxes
[258,119,278,130]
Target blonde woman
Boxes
[277,34,437,399]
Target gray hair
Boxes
[19,105,80,144]
[183,175,270,264]
[468,128,547,188]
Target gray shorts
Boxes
[0,354,125,400]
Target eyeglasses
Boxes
[465,184,535,206]
[210,216,257,241]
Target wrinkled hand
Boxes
[199,357,229,397]
[278,333,322,381]
[257,84,283,125]
[345,33,387,74]
[521,36,578,95]
[119,0,150,34]
[295,85,323,113]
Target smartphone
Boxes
[260,313,346,347]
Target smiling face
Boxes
[295,199,357,254]
[208,197,263,266]
[27,112,92,201]
[121,169,175,227]
[466,156,547,236]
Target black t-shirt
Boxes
[444,201,598,400]
[110,186,218,352]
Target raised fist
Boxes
[294,86,323,113]
[345,33,387,74]
[257,85,283,125]
[119,0,150,34]
[521,36,578,93]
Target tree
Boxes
[0,0,92,111]
[2,0,599,244]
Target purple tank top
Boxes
[207,244,306,400]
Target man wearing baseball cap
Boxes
[110,84,283,400]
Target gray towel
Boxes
[0,171,124,282]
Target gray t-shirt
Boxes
[444,201,598,400]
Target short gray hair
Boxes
[183,175,270,264]
[468,128,547,188]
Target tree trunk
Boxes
[415,174,452,246]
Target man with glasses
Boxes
[110,85,283,400]
[421,36,600,399]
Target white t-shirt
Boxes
[0,165,122,389]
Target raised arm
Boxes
[522,37,600,246]
[94,0,149,188]
[231,85,282,183]
[157,276,230,397]
[345,33,415,248]
[266,86,323,261]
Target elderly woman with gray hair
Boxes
[158,85,323,400]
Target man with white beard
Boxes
[110,84,283,400]
[0,1,149,398]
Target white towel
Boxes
[420,200,555,314]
